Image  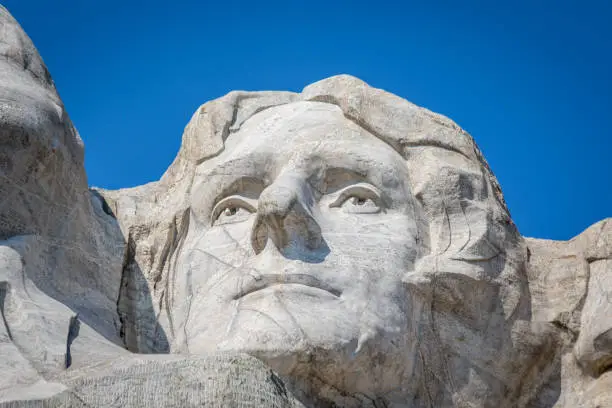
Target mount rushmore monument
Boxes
[0,5,610,407]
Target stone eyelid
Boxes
[211,182,383,225]
[328,183,383,210]
[211,195,258,225]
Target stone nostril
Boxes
[250,213,289,254]
[250,215,268,255]
[593,328,612,354]
[599,358,612,377]
[250,205,323,255]
[264,213,289,249]
[250,172,324,255]
[251,178,299,254]
[593,329,612,377]
[575,328,612,378]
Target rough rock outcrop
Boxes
[1,4,610,407]
[526,219,612,407]
[0,5,126,400]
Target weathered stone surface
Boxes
[1,4,611,407]
[0,5,126,401]
[523,218,612,408]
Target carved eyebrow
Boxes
[211,176,266,209]
[199,151,273,183]
[209,166,376,202]
[200,148,399,211]
[322,167,370,194]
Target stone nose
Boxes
[250,172,323,255]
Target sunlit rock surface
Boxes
[0,5,610,407]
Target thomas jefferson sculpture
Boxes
[0,6,610,407]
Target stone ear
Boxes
[406,147,515,262]
[403,144,527,325]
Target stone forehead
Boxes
[224,101,397,157]
[173,75,477,168]
[191,101,412,195]
[164,74,508,218]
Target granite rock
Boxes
[1,5,611,407]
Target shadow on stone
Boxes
[91,190,169,353]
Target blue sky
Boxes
[3,0,611,240]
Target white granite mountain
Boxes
[0,5,610,407]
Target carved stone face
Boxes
[171,101,424,393]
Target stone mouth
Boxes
[232,273,342,300]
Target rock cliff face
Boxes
[525,219,612,407]
[0,5,127,401]
[0,4,610,407]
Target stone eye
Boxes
[211,196,257,226]
[329,183,383,214]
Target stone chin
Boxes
[211,319,416,399]
[177,312,415,402]
[177,270,416,396]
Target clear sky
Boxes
[3,0,611,240]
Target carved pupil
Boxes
[353,197,366,206]
[224,207,238,216]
